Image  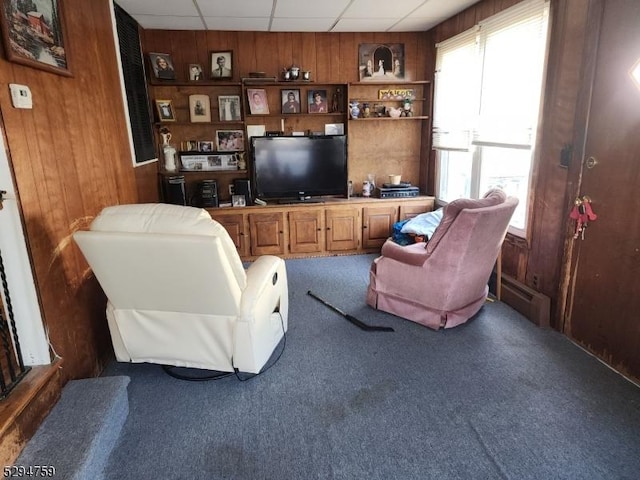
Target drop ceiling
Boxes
[115,0,479,32]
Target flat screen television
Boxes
[251,135,348,202]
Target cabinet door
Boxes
[211,212,249,257]
[399,201,434,221]
[249,212,286,256]
[289,210,323,254]
[325,207,360,251]
[362,206,398,249]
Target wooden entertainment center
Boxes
[208,196,434,261]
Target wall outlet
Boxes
[532,274,541,290]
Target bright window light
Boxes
[631,59,640,89]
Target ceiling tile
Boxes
[331,18,398,32]
[203,17,271,31]
[130,15,206,30]
[270,18,337,32]
[389,16,447,32]
[343,0,424,19]
[196,0,274,17]
[273,0,351,18]
[412,0,478,19]
[115,0,199,16]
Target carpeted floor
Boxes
[102,254,640,480]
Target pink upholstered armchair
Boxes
[367,189,518,330]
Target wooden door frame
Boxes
[557,0,605,334]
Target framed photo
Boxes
[155,100,176,122]
[247,88,269,114]
[181,141,200,152]
[232,194,246,207]
[358,43,405,82]
[199,141,214,153]
[210,50,232,79]
[0,0,71,76]
[188,63,203,81]
[216,130,245,152]
[308,90,328,113]
[281,89,301,114]
[148,52,176,80]
[218,95,242,121]
[189,94,211,123]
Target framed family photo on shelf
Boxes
[188,63,203,81]
[308,90,328,113]
[218,95,242,121]
[216,130,245,152]
[155,100,176,122]
[149,52,176,80]
[0,0,72,76]
[247,89,269,114]
[210,50,233,79]
[281,89,301,114]
[189,94,211,123]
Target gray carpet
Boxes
[102,254,640,480]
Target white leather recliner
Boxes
[73,204,288,374]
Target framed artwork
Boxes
[148,52,176,80]
[189,94,211,123]
[0,0,71,76]
[247,88,269,114]
[308,90,328,113]
[216,130,244,152]
[199,141,214,152]
[188,63,203,81]
[358,43,405,82]
[155,100,176,122]
[218,95,242,121]
[281,89,301,114]
[210,50,232,79]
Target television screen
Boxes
[252,135,347,201]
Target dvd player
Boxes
[374,186,420,198]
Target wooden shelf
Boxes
[349,116,429,121]
[349,80,431,86]
[155,121,244,126]
[149,80,242,87]
[160,169,248,177]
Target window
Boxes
[114,3,156,165]
[433,0,550,235]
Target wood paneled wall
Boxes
[0,0,142,381]
[432,0,591,328]
[140,31,429,84]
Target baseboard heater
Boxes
[499,274,551,328]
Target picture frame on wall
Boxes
[0,0,72,76]
[218,95,242,121]
[155,100,176,122]
[247,88,269,114]
[281,89,301,114]
[216,130,245,152]
[189,94,211,123]
[148,52,176,80]
[358,43,405,82]
[308,90,328,113]
[210,50,233,79]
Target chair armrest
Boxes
[380,240,429,266]
[239,255,286,323]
